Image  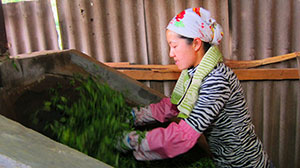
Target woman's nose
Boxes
[169,49,175,58]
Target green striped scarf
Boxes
[171,46,223,118]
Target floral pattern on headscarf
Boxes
[173,10,185,27]
[192,8,201,17]
[175,10,186,21]
[167,7,224,45]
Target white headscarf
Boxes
[167,7,223,45]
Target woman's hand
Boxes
[115,131,134,153]
[132,97,179,126]
[132,106,156,126]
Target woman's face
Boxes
[166,30,198,70]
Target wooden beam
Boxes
[118,70,180,80]
[104,52,300,70]
[104,62,130,66]
[105,63,178,70]
[118,68,299,81]
[233,68,299,80]
[225,52,300,69]
[105,53,300,81]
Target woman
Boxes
[117,7,272,167]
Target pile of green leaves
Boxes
[32,74,215,168]
[33,75,134,167]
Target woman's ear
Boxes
[193,38,202,51]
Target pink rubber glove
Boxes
[150,97,179,123]
[133,98,179,126]
[132,106,156,126]
[128,120,201,160]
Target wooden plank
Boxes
[233,68,299,80]
[104,62,130,66]
[118,70,180,80]
[104,52,300,70]
[106,53,300,80]
[225,52,300,69]
[118,68,299,81]
[105,63,177,70]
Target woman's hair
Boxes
[179,35,211,53]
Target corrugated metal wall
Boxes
[2,0,59,56]
[1,0,300,167]
[56,0,148,63]
[230,1,300,168]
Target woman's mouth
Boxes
[174,60,179,65]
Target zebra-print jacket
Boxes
[184,63,271,167]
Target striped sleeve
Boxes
[184,73,231,133]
